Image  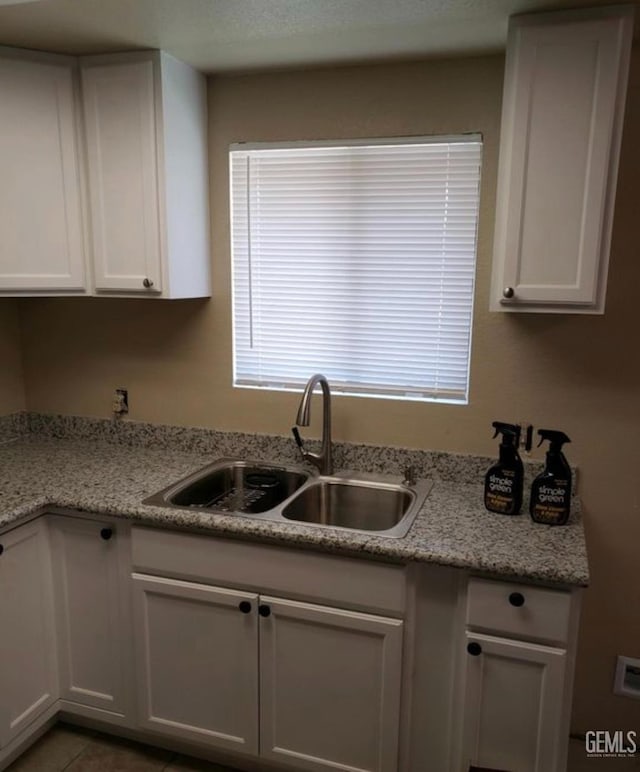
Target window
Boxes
[230,136,482,404]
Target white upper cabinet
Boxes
[0,50,87,293]
[81,51,211,298]
[490,7,633,314]
[0,47,210,299]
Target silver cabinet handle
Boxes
[503,286,515,299]
[143,278,154,289]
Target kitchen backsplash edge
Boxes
[0,411,556,486]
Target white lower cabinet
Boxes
[459,633,566,772]
[132,574,259,754]
[259,596,403,772]
[0,520,57,747]
[0,518,580,772]
[456,577,576,772]
[131,573,403,772]
[49,516,129,718]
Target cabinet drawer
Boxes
[466,577,571,645]
[131,526,406,617]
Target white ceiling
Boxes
[0,0,636,73]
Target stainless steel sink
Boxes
[145,458,432,538]
[144,459,309,514]
[282,480,409,530]
[281,476,431,537]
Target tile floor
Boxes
[6,724,640,771]
[6,724,241,772]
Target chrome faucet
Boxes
[291,374,333,475]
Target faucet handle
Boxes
[403,466,417,486]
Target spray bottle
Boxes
[484,422,524,515]
[530,430,572,525]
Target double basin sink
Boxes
[145,459,432,538]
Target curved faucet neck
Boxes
[295,374,333,475]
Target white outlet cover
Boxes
[614,656,640,699]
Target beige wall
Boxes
[0,300,25,414]
[17,52,640,731]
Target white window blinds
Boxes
[230,137,482,403]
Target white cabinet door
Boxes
[49,516,128,716]
[259,596,403,772]
[491,7,633,314]
[0,521,57,747]
[0,51,86,293]
[80,51,210,299]
[132,574,259,755]
[459,632,566,772]
[81,55,163,295]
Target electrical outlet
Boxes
[614,656,640,699]
[112,388,129,416]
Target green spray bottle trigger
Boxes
[537,429,571,451]
[492,421,521,445]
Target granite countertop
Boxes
[0,426,589,587]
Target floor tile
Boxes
[64,732,172,772]
[6,724,93,772]
[164,754,241,772]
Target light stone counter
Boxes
[0,414,589,587]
